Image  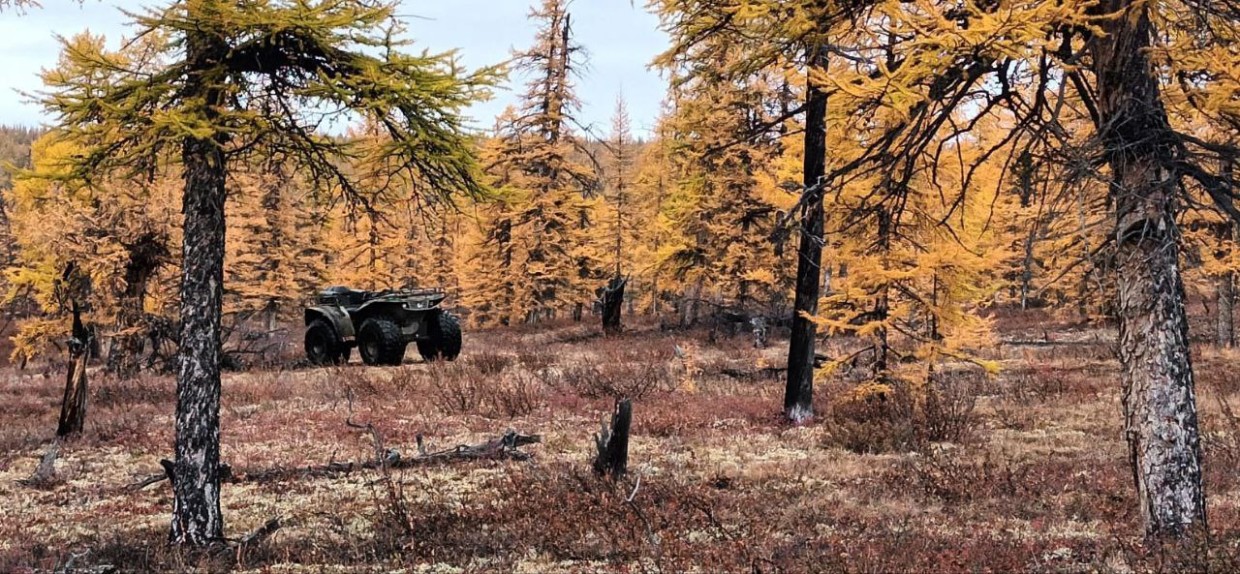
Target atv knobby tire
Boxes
[358,318,406,366]
[418,311,462,361]
[305,320,348,365]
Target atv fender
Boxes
[305,306,356,343]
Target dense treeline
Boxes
[0,0,1234,367]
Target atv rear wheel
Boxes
[418,311,462,361]
[305,320,347,365]
[358,317,406,366]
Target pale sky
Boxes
[0,0,670,137]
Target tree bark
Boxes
[1020,225,1038,310]
[593,398,631,480]
[784,47,828,424]
[1091,0,1206,540]
[57,301,89,437]
[1217,273,1235,348]
[170,14,229,545]
[1217,156,1236,348]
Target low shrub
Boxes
[824,371,979,454]
[427,362,483,415]
[468,351,514,376]
[486,371,546,418]
[559,362,670,401]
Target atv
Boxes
[303,286,462,366]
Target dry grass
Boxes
[1,315,1239,572]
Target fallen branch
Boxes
[238,517,282,547]
[236,430,542,483]
[125,431,541,489]
[127,473,167,492]
[999,339,1103,347]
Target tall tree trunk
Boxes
[1217,273,1235,348]
[1092,0,1206,540]
[784,48,827,424]
[1217,156,1236,348]
[1019,225,1037,310]
[602,275,626,335]
[171,15,228,545]
[57,302,89,437]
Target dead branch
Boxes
[999,339,1102,347]
[126,430,541,489]
[238,517,282,548]
[236,430,541,483]
[18,440,61,488]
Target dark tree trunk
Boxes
[593,398,631,480]
[1019,225,1038,310]
[785,47,828,424]
[1217,157,1236,348]
[57,302,89,437]
[681,278,703,328]
[1091,0,1206,540]
[1218,273,1235,348]
[602,275,626,335]
[170,17,228,546]
[109,232,168,375]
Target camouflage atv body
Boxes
[304,286,462,366]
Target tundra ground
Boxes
[1,312,1239,573]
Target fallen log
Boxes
[127,430,541,489]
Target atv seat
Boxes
[319,286,370,306]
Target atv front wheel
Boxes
[305,320,347,365]
[358,317,407,366]
[418,311,462,361]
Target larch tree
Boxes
[598,96,636,334]
[628,113,676,318]
[655,60,793,327]
[470,0,597,324]
[654,0,859,423]
[224,161,327,336]
[459,114,526,327]
[815,104,1004,387]
[7,129,180,370]
[35,0,491,545]
[1086,0,1208,537]
[815,0,1240,540]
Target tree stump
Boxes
[750,316,768,349]
[602,276,627,335]
[57,301,90,437]
[593,398,631,479]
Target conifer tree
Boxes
[598,96,636,332]
[34,1,491,545]
[225,161,326,333]
[7,131,180,370]
[806,0,1240,539]
[460,115,526,327]
[656,62,792,326]
[469,0,597,324]
[629,115,676,317]
[655,0,854,422]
